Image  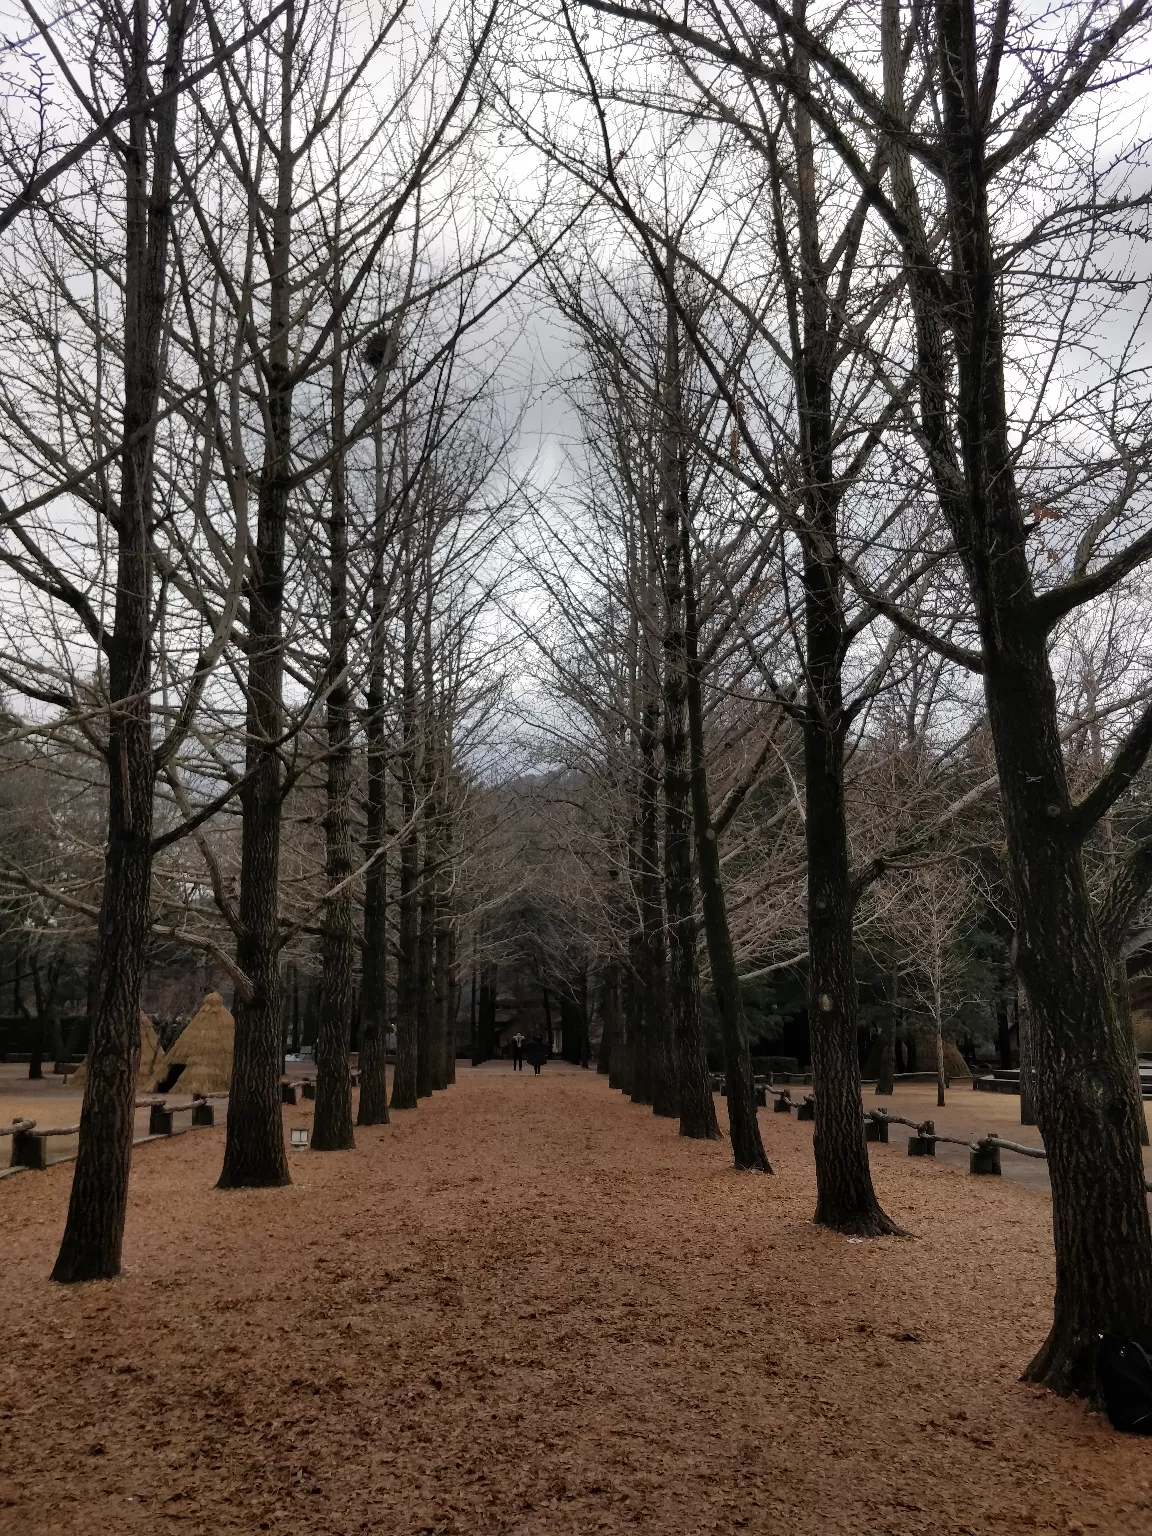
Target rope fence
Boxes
[757,1089,1152,1192]
[5,1092,228,1173]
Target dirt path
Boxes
[1,1065,1150,1535]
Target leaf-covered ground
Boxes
[2,1063,1150,1534]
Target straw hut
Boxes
[942,1042,971,1080]
[153,991,234,1094]
[71,1012,165,1090]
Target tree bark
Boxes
[478,965,497,1061]
[882,0,1152,1391]
[441,915,457,1085]
[1017,978,1037,1128]
[659,270,719,1143]
[27,949,45,1082]
[357,409,391,1126]
[791,62,899,1236]
[996,991,1011,1070]
[684,505,767,1165]
[219,1,297,1190]
[598,961,617,1076]
[53,0,190,1278]
[469,948,479,1065]
[312,292,354,1153]
[876,963,897,1097]
[805,711,899,1234]
[415,565,436,1098]
[391,517,420,1110]
[638,660,674,1117]
[1113,960,1149,1148]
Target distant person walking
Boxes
[525,1036,548,1076]
[511,1031,525,1071]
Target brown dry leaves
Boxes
[1,1066,1151,1535]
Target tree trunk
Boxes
[430,850,452,1092]
[765,51,901,1235]
[638,694,674,1116]
[1114,960,1149,1147]
[391,523,420,1111]
[290,966,301,1057]
[415,848,434,1097]
[443,922,458,1085]
[479,966,497,1061]
[883,0,1152,1392]
[357,601,389,1123]
[876,963,897,1097]
[53,0,190,1278]
[469,950,479,1065]
[683,525,763,1164]
[415,565,437,1098]
[27,951,44,1081]
[658,277,718,1142]
[312,298,354,1153]
[579,967,591,1068]
[997,991,1011,1069]
[598,962,617,1076]
[1017,980,1037,1127]
[805,712,900,1234]
[219,2,297,1190]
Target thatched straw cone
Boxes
[72,1012,165,1090]
[942,1041,972,1080]
[154,991,234,1094]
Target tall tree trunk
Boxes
[579,966,591,1068]
[1113,961,1149,1147]
[683,528,769,1170]
[441,917,458,1085]
[791,66,898,1235]
[638,685,673,1116]
[391,519,420,1110]
[469,945,479,1065]
[432,780,456,1089]
[1017,977,1037,1127]
[415,564,436,1098]
[53,0,189,1278]
[541,985,553,1052]
[358,460,390,1125]
[996,990,1011,1070]
[882,0,1152,1391]
[429,852,450,1092]
[478,965,497,1061]
[28,947,45,1082]
[804,706,897,1233]
[876,960,897,1097]
[659,271,718,1142]
[290,966,301,1056]
[220,2,296,1190]
[312,291,354,1153]
[612,960,635,1093]
[598,961,618,1076]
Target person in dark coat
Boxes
[524,1036,548,1075]
[511,1032,525,1071]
